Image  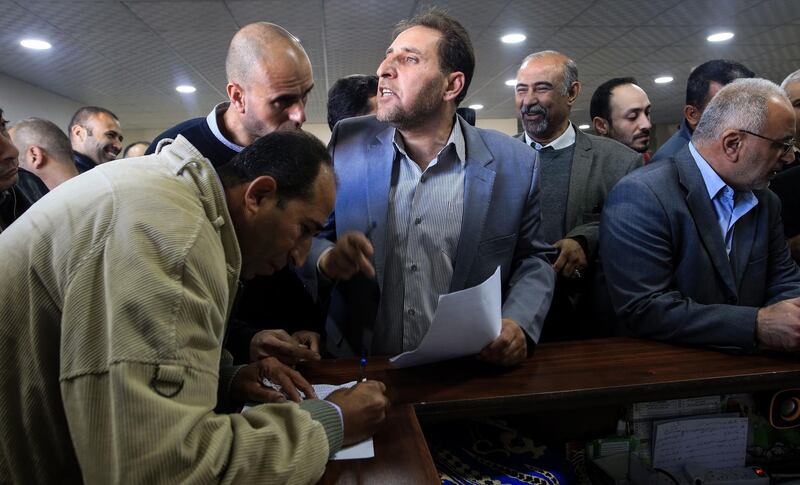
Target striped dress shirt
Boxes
[375,119,467,353]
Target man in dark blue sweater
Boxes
[148,22,321,366]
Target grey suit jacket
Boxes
[514,128,642,260]
[311,115,556,356]
[600,145,800,351]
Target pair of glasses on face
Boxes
[738,129,798,156]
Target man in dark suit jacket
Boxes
[652,59,754,163]
[310,10,555,366]
[601,78,800,352]
[513,50,642,339]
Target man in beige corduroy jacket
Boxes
[0,129,389,484]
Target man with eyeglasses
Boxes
[600,78,800,352]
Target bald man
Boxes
[147,22,312,166]
[148,22,322,368]
[10,118,78,197]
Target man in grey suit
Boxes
[601,78,800,352]
[310,9,555,366]
[513,50,641,339]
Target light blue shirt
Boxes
[688,142,758,256]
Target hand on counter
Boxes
[231,356,317,404]
[478,318,527,366]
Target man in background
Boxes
[69,106,124,172]
[10,117,78,198]
[652,59,754,162]
[590,77,652,159]
[326,74,379,130]
[767,68,800,261]
[514,51,641,339]
[122,141,149,158]
[0,108,34,232]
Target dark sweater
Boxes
[146,117,236,168]
[148,114,324,363]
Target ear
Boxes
[29,146,46,169]
[227,82,246,114]
[70,124,85,142]
[720,129,743,161]
[566,81,582,106]
[442,71,465,103]
[684,104,702,130]
[242,175,278,215]
[592,116,609,136]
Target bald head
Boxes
[10,117,78,189]
[226,22,309,86]
[10,118,72,165]
[223,22,315,146]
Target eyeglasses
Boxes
[737,129,797,156]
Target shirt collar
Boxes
[392,116,466,166]
[688,141,729,200]
[206,102,244,153]
[525,122,576,151]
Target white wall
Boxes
[0,73,82,132]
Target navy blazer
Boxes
[599,145,800,351]
[310,115,556,356]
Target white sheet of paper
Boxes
[242,380,374,460]
[390,265,502,368]
[652,415,748,469]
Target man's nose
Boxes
[288,102,306,126]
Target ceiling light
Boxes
[654,76,673,84]
[176,85,196,93]
[707,32,734,42]
[20,39,51,50]
[505,79,517,87]
[501,33,526,44]
[578,124,590,130]
[468,104,484,110]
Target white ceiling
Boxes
[1,0,799,130]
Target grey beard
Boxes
[523,116,549,137]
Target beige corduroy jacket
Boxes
[0,136,342,484]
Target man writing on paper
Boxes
[310,9,555,366]
[0,129,389,484]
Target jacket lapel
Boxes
[366,126,396,287]
[566,127,592,230]
[675,147,737,296]
[450,119,495,291]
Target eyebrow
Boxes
[272,83,315,104]
[385,46,423,56]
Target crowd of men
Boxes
[0,7,799,484]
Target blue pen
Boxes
[360,356,367,382]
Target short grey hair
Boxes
[9,117,73,164]
[692,78,790,144]
[781,68,800,89]
[520,50,579,96]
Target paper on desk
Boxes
[390,265,502,369]
[652,415,748,469]
[242,380,374,460]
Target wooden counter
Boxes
[308,338,800,483]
